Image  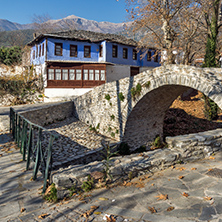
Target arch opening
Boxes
[163,89,222,138]
[123,85,222,151]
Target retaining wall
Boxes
[21,101,74,126]
[166,128,222,158]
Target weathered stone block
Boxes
[53,175,78,189]
[57,188,71,200]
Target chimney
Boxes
[33,32,37,39]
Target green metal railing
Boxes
[10,107,58,193]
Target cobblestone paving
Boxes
[43,117,116,169]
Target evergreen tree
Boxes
[202,0,221,120]
[202,0,221,67]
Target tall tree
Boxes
[198,0,222,120]
[125,0,194,64]
[201,0,222,67]
[176,4,205,65]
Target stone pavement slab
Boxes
[2,130,222,221]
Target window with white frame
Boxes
[76,69,82,80]
[101,70,105,81]
[89,70,94,80]
[62,69,68,80]
[48,69,54,80]
[95,70,100,80]
[69,69,75,80]
[84,69,88,80]
[55,69,61,80]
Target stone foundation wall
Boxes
[21,101,74,126]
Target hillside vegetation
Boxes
[0,29,35,47]
[0,71,43,106]
[0,46,22,65]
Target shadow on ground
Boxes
[164,108,222,137]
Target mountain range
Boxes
[0,15,131,47]
[0,15,129,33]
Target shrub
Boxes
[111,132,115,137]
[136,83,142,94]
[43,183,57,202]
[89,125,98,133]
[0,46,22,66]
[152,135,165,149]
[96,123,100,129]
[81,175,94,192]
[105,94,111,101]
[100,141,118,181]
[69,186,76,197]
[118,92,125,102]
[110,114,115,120]
[145,81,150,88]
[203,94,219,120]
[131,87,136,97]
[131,83,142,99]
[118,142,130,155]
[0,74,42,105]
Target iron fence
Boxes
[10,107,58,193]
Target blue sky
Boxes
[1,0,128,24]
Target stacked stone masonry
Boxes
[21,101,74,126]
[166,128,222,158]
[73,65,222,150]
[53,128,222,199]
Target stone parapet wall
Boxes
[21,101,74,126]
[166,129,222,158]
[52,129,222,199]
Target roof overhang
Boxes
[27,30,138,47]
[46,60,115,65]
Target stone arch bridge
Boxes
[73,65,222,150]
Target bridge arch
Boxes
[73,65,222,150]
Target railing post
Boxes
[20,119,25,154]
[17,115,21,148]
[26,124,33,170]
[14,113,17,142]
[10,108,15,138]
[12,109,15,138]
[10,108,12,132]
[33,128,42,180]
[22,121,28,161]
[43,135,54,193]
